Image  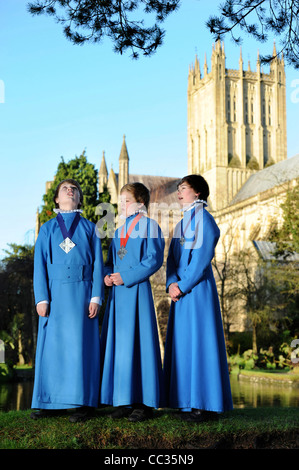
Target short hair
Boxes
[120,182,150,209]
[53,179,84,209]
[177,174,209,202]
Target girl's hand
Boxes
[110,273,124,286]
[88,302,100,318]
[104,275,113,286]
[36,303,49,317]
[169,282,182,302]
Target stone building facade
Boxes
[187,41,287,211]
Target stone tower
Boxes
[187,41,287,211]
[118,134,129,192]
[98,151,108,193]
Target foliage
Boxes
[229,340,295,371]
[207,0,299,68]
[0,244,35,365]
[270,183,299,257]
[27,0,180,58]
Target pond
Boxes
[1,375,299,411]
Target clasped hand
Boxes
[169,282,183,302]
[104,273,124,286]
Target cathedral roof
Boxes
[230,154,299,205]
[129,174,180,204]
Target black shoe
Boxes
[108,406,132,419]
[30,409,67,419]
[69,406,95,423]
[179,409,219,423]
[128,406,153,422]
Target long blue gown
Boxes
[31,212,104,410]
[100,213,165,408]
[163,204,233,413]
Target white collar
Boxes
[54,209,83,214]
[183,199,207,212]
[119,209,147,220]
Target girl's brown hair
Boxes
[177,174,209,202]
[120,182,150,209]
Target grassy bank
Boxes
[1,406,299,450]
[238,369,299,385]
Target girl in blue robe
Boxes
[31,179,104,422]
[163,175,233,422]
[100,182,165,422]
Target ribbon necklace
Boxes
[57,212,81,254]
[179,207,196,246]
[117,213,143,259]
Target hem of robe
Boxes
[100,397,163,409]
[166,400,233,413]
[32,396,99,409]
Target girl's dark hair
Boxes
[120,182,150,209]
[177,174,209,202]
[53,179,84,209]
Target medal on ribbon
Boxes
[117,213,143,259]
[179,208,196,246]
[57,212,81,254]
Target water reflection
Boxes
[230,375,299,408]
[0,381,34,412]
[0,376,299,411]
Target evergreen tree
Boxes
[39,150,101,225]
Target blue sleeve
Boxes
[166,238,179,291]
[119,221,165,288]
[33,226,50,304]
[103,241,114,277]
[91,225,105,303]
[177,213,220,294]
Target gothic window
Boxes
[251,99,254,124]
[227,96,231,122]
[233,96,236,121]
[268,101,271,126]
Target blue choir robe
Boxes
[163,205,233,413]
[100,213,165,408]
[31,212,104,410]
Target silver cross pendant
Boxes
[179,236,185,246]
[117,246,128,260]
[59,237,76,254]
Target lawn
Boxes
[1,406,299,450]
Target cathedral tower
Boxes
[187,41,287,211]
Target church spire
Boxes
[118,134,129,192]
[98,151,108,193]
[119,134,129,163]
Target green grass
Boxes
[1,407,299,450]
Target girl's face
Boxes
[177,183,199,206]
[55,182,81,210]
[120,190,143,217]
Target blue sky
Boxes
[0,0,298,258]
